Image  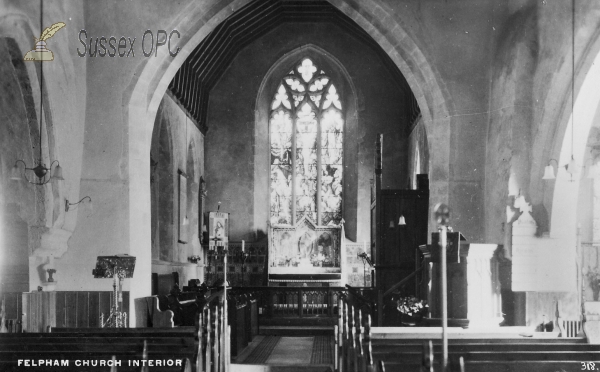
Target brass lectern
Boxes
[92,255,136,328]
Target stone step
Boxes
[369,342,596,352]
[370,337,587,344]
[382,361,590,372]
[373,350,598,362]
[259,317,337,327]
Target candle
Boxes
[242,240,245,252]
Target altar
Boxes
[268,216,343,284]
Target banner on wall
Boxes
[208,212,229,249]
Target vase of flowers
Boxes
[397,296,428,326]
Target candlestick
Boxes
[242,240,245,252]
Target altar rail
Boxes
[231,286,377,321]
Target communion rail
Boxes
[231,286,376,321]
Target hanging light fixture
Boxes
[398,215,406,226]
[542,156,580,180]
[542,159,558,180]
[10,0,63,185]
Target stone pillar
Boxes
[511,197,539,292]
[199,177,207,283]
[593,178,600,241]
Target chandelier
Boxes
[10,0,63,185]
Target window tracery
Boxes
[270,58,344,226]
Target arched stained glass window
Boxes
[270,58,344,226]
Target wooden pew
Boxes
[337,297,596,372]
[0,288,234,372]
[156,285,258,359]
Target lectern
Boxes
[92,255,136,328]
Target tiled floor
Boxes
[267,337,313,364]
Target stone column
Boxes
[199,177,207,282]
[593,178,600,242]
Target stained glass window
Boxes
[270,58,344,226]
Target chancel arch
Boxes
[124,0,449,323]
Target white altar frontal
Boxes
[268,216,343,284]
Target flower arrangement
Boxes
[188,255,202,264]
[584,267,600,300]
[396,296,428,317]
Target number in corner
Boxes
[582,362,597,370]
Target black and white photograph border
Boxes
[0,0,599,371]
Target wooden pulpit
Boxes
[420,236,503,328]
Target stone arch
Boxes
[0,33,63,289]
[123,0,450,322]
[150,107,176,262]
[0,9,84,270]
[545,40,600,240]
[529,26,600,241]
[326,0,452,211]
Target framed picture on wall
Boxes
[208,211,229,249]
[178,170,188,244]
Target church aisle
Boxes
[267,337,313,364]
[238,335,333,367]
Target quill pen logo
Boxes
[24,22,66,61]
